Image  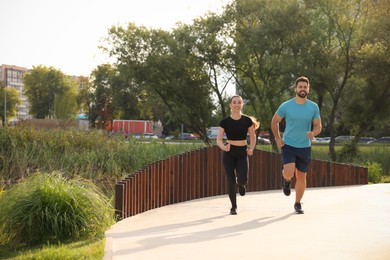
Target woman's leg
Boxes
[223,152,237,210]
[235,156,249,186]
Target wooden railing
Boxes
[115,146,368,219]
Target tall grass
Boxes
[0,127,204,258]
[0,172,114,247]
[0,127,204,189]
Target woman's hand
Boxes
[246,148,253,156]
[224,143,231,152]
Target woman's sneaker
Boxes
[282,178,291,196]
[294,202,304,214]
[230,208,237,215]
[238,185,246,196]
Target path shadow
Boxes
[114,212,294,256]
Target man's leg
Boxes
[283,163,296,180]
[294,147,310,213]
[294,169,306,214]
[295,169,306,203]
[281,163,295,196]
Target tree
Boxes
[187,13,235,118]
[229,0,310,151]
[106,23,216,144]
[23,66,76,119]
[304,0,378,160]
[342,0,390,146]
[89,64,115,129]
[54,80,79,119]
[0,81,21,126]
[76,76,92,115]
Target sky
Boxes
[0,0,230,76]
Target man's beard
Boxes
[297,91,307,98]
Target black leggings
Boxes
[222,145,249,209]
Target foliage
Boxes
[95,0,390,150]
[0,172,114,246]
[366,162,383,184]
[106,24,217,143]
[76,76,92,116]
[0,127,204,186]
[23,65,79,119]
[381,175,390,184]
[338,143,359,161]
[54,81,79,119]
[232,0,309,144]
[340,0,390,144]
[0,84,21,125]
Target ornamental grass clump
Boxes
[0,172,115,246]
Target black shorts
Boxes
[281,144,311,172]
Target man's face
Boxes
[295,82,309,98]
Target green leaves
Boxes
[0,172,115,246]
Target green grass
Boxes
[0,127,205,259]
[0,127,204,189]
[0,237,104,260]
[0,172,114,259]
[0,127,388,258]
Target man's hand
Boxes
[307,131,315,140]
[275,137,284,148]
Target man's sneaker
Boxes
[282,178,291,196]
[230,208,237,215]
[238,185,246,196]
[294,202,304,214]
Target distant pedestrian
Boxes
[217,95,259,215]
[271,76,322,214]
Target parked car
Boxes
[141,133,159,139]
[245,135,270,145]
[313,137,330,143]
[358,137,376,143]
[368,137,390,144]
[179,133,197,140]
[335,135,354,143]
[257,137,271,144]
[207,127,226,140]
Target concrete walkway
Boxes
[104,184,390,260]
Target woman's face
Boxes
[230,96,243,112]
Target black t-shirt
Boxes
[219,115,253,140]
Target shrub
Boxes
[367,162,383,184]
[338,143,359,161]
[0,172,115,246]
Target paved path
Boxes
[104,184,390,260]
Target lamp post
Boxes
[4,85,6,127]
[1,83,6,127]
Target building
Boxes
[0,64,31,121]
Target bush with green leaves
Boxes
[0,172,115,246]
[367,162,383,184]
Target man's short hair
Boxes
[294,76,310,88]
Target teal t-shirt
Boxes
[276,98,320,148]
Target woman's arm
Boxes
[216,127,228,151]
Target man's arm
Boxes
[307,118,322,140]
[271,113,284,147]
